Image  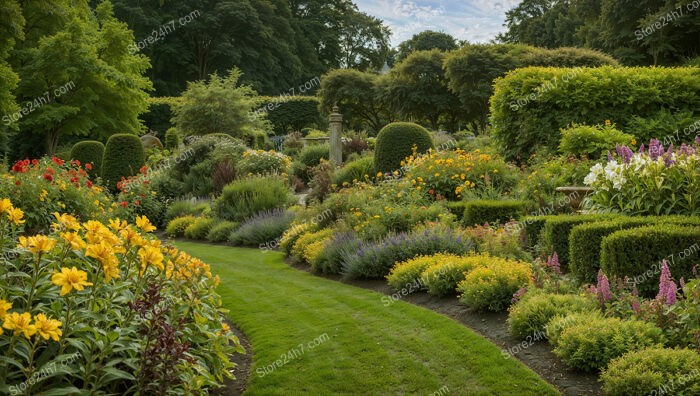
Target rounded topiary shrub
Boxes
[101,134,146,190]
[70,140,105,178]
[601,348,700,396]
[374,122,433,173]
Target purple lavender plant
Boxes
[615,144,634,164]
[656,260,678,305]
[648,139,664,160]
[596,269,614,305]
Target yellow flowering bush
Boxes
[457,256,533,312]
[0,201,240,394]
[405,148,519,200]
[291,228,334,264]
[238,149,291,176]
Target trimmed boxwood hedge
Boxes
[70,141,105,178]
[491,66,700,162]
[570,216,700,283]
[462,200,526,226]
[446,201,469,221]
[101,134,145,190]
[374,122,433,173]
[600,225,700,296]
[536,214,618,267]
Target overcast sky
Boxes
[354,0,522,46]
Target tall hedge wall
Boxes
[490,66,700,162]
[259,96,323,135]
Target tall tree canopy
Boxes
[396,30,459,61]
[0,0,24,158]
[499,0,700,65]
[9,0,151,157]
[109,0,391,96]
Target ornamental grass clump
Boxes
[0,203,240,394]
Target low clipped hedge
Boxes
[538,214,618,268]
[101,133,146,190]
[70,140,104,178]
[462,200,526,226]
[601,348,700,396]
[374,122,433,173]
[548,312,665,372]
[570,216,700,283]
[600,225,700,296]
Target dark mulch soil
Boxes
[288,261,602,396]
[212,321,253,396]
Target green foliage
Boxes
[333,156,374,186]
[539,214,618,268]
[70,140,104,178]
[237,149,291,176]
[517,156,593,210]
[165,215,197,237]
[462,200,526,226]
[558,123,634,159]
[422,255,489,297]
[214,175,292,222]
[318,69,393,132]
[601,347,700,396]
[310,231,363,275]
[374,122,433,173]
[262,96,323,135]
[101,133,146,191]
[457,258,533,312]
[396,30,458,61]
[207,221,239,243]
[0,0,22,159]
[290,228,334,263]
[229,209,295,247]
[507,291,597,339]
[172,70,268,140]
[164,200,211,224]
[600,225,700,296]
[298,144,330,167]
[491,66,700,162]
[521,216,549,249]
[548,313,665,372]
[521,47,619,67]
[183,217,216,240]
[386,255,434,292]
[164,127,180,150]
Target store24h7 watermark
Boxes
[2,81,75,126]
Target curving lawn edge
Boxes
[176,242,560,396]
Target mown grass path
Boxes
[176,242,559,396]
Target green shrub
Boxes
[165,215,197,237]
[521,216,549,249]
[164,128,180,149]
[70,140,104,178]
[386,255,434,292]
[333,156,374,186]
[214,176,292,222]
[507,291,597,339]
[445,202,468,220]
[207,221,239,242]
[374,122,433,173]
[600,225,700,296]
[491,66,700,162]
[263,96,322,135]
[422,254,493,297]
[547,313,665,372]
[298,144,329,167]
[237,149,291,176]
[521,47,619,68]
[229,209,295,247]
[601,348,700,396]
[165,200,211,224]
[290,228,334,264]
[539,214,618,268]
[462,200,526,226]
[558,123,634,159]
[101,133,146,190]
[457,258,532,312]
[183,217,216,240]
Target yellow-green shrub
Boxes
[165,215,197,237]
[386,254,463,292]
[183,217,216,240]
[457,258,532,311]
[507,291,597,339]
[291,228,334,264]
[422,254,492,297]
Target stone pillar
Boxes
[329,105,343,165]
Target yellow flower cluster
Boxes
[0,198,25,225]
[0,300,62,341]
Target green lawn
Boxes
[176,242,559,396]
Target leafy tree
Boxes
[381,50,462,131]
[318,69,393,133]
[10,0,151,156]
[396,30,458,61]
[171,69,268,139]
[0,0,23,158]
[338,11,390,71]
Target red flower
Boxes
[85,163,92,170]
[15,180,21,186]
[134,200,140,206]
[43,173,53,182]
[119,201,128,208]
[139,166,148,175]
[429,189,434,195]
[86,180,93,188]
[51,157,64,166]
[31,159,39,165]
[78,169,86,177]
[45,167,55,175]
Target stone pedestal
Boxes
[329,106,343,165]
